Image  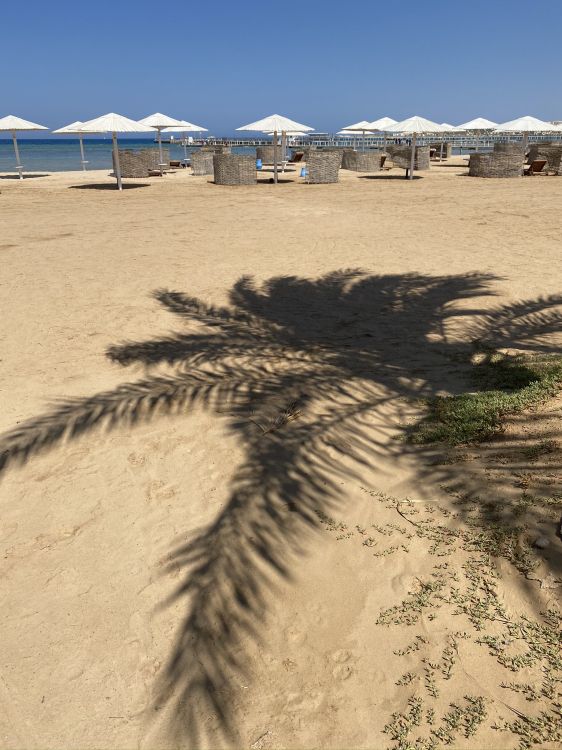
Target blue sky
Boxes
[4,0,562,136]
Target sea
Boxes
[0,138,254,173]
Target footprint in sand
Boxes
[332,663,353,681]
[127,452,147,467]
[284,625,306,645]
[145,480,177,502]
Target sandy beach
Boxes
[1,161,561,749]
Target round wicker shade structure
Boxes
[0,115,48,179]
[138,113,184,175]
[382,116,447,179]
[76,113,153,190]
[237,114,314,183]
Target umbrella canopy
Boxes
[457,117,498,130]
[0,115,49,180]
[456,118,498,153]
[76,113,153,190]
[337,130,356,136]
[341,120,372,131]
[494,115,559,152]
[237,114,313,182]
[382,116,447,134]
[52,120,95,171]
[494,115,559,133]
[78,112,152,133]
[440,122,464,131]
[365,117,397,131]
[340,120,374,151]
[265,130,309,137]
[237,114,313,133]
[0,115,48,132]
[161,120,208,133]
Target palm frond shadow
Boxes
[0,269,561,745]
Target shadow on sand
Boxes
[69,182,152,190]
[0,173,50,179]
[0,269,561,745]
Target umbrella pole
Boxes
[12,132,23,180]
[362,129,365,152]
[183,133,188,164]
[476,133,480,153]
[79,136,87,171]
[281,130,287,172]
[157,128,164,176]
[273,129,278,184]
[112,132,123,191]
[440,136,444,162]
[408,133,416,180]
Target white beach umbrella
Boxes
[138,112,184,175]
[0,115,48,179]
[341,120,374,151]
[457,118,498,152]
[493,115,559,150]
[366,117,398,150]
[52,120,94,171]
[161,120,209,162]
[76,113,153,190]
[382,116,447,179]
[237,114,314,183]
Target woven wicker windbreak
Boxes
[256,146,282,163]
[213,154,256,185]
[526,143,562,175]
[468,152,523,178]
[341,150,382,172]
[112,150,149,178]
[141,148,169,170]
[191,151,215,176]
[493,142,525,156]
[429,142,453,159]
[306,151,341,183]
[386,145,430,170]
[201,145,231,154]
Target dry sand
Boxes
[0,161,561,749]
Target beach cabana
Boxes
[340,120,373,151]
[76,113,153,190]
[52,120,93,171]
[493,115,559,152]
[457,117,498,152]
[0,115,48,179]
[161,119,208,163]
[382,116,447,179]
[138,113,184,175]
[237,114,314,183]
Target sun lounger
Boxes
[524,159,547,176]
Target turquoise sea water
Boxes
[0,139,254,173]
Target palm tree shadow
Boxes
[0,269,561,746]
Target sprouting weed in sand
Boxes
[369,489,562,750]
[396,671,416,686]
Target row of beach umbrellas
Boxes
[340,115,562,178]
[0,112,208,188]
[1,111,560,187]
